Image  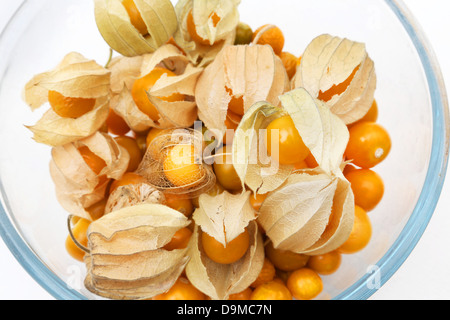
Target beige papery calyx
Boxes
[49,132,129,221]
[185,191,264,300]
[195,44,290,142]
[109,44,203,133]
[292,34,377,125]
[232,88,355,255]
[173,0,241,67]
[94,0,178,57]
[84,204,191,300]
[23,52,111,147]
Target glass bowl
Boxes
[0,0,448,300]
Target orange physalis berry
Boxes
[131,67,184,121]
[307,251,342,276]
[48,90,96,119]
[265,242,310,272]
[213,145,242,192]
[345,122,391,169]
[163,227,192,251]
[122,0,148,36]
[352,100,379,126]
[287,268,323,300]
[229,287,253,300]
[249,193,268,212]
[338,205,372,254]
[164,193,194,217]
[279,51,298,79]
[65,218,90,262]
[266,115,310,165]
[163,144,203,188]
[252,25,285,56]
[153,277,206,300]
[106,109,131,136]
[250,280,292,300]
[251,258,276,288]
[345,168,384,212]
[202,230,250,265]
[114,136,143,172]
[78,146,107,175]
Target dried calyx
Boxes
[84,203,191,300]
[173,0,241,66]
[50,132,130,221]
[23,52,111,146]
[94,0,178,57]
[195,44,290,141]
[292,34,377,125]
[109,44,203,133]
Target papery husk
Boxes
[136,128,216,198]
[49,132,130,221]
[258,171,355,256]
[192,190,256,246]
[232,88,348,194]
[196,44,290,139]
[232,101,293,194]
[185,221,264,300]
[110,44,203,132]
[279,88,349,176]
[292,34,377,124]
[23,52,111,146]
[84,204,191,300]
[108,55,146,95]
[94,0,178,57]
[105,182,165,214]
[173,0,241,67]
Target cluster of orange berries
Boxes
[62,0,391,301]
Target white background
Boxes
[0,0,449,300]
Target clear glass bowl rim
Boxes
[0,0,448,300]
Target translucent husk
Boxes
[195,44,290,139]
[185,221,264,300]
[94,0,178,57]
[258,171,354,256]
[110,44,203,132]
[49,132,130,221]
[136,128,216,198]
[23,52,111,146]
[173,0,241,67]
[232,88,349,194]
[84,204,191,300]
[292,34,377,125]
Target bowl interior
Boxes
[0,0,445,300]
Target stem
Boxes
[104,48,114,69]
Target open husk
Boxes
[23,52,111,146]
[49,132,129,221]
[84,203,191,300]
[94,0,178,57]
[173,0,241,67]
[136,128,216,198]
[192,191,256,245]
[196,44,290,140]
[185,191,263,300]
[232,88,349,194]
[292,34,377,124]
[259,172,354,256]
[110,44,203,133]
